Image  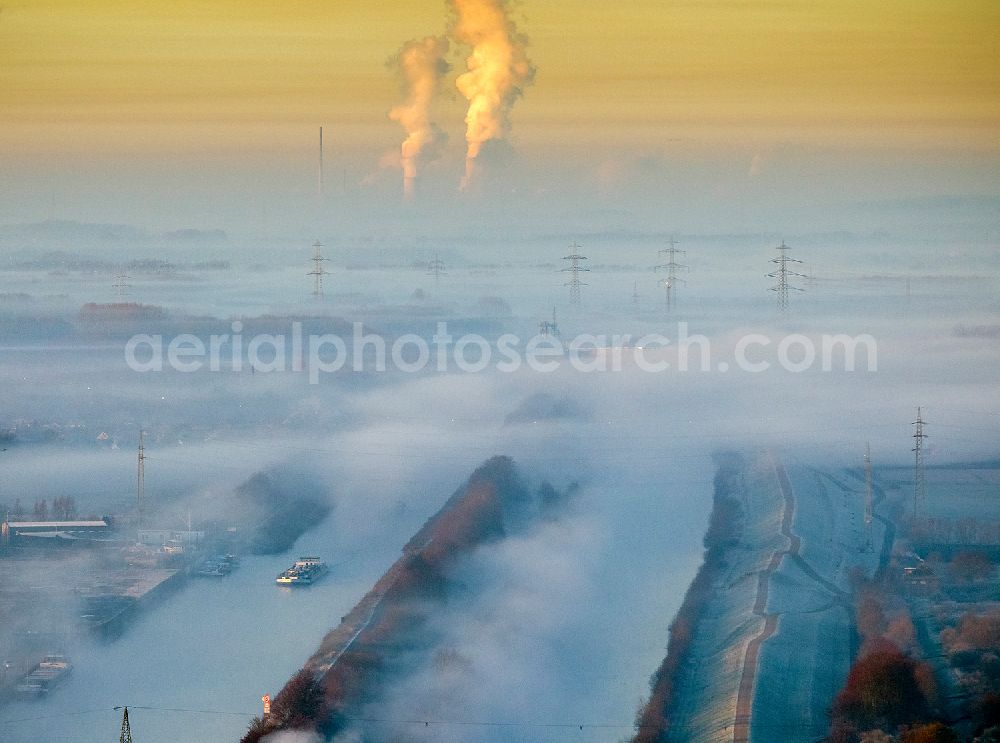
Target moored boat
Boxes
[275,556,327,586]
[15,655,72,697]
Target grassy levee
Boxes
[632,452,746,743]
[240,455,549,743]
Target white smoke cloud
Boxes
[449,0,535,190]
[389,36,450,201]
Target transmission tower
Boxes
[767,241,806,311]
[912,407,928,519]
[427,255,447,285]
[632,280,640,308]
[308,240,330,297]
[539,307,560,337]
[654,236,687,310]
[561,243,589,305]
[137,430,145,530]
[863,442,874,552]
[112,268,131,301]
[119,706,133,743]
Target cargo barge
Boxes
[275,557,327,586]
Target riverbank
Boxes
[634,452,887,743]
[240,455,569,743]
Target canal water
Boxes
[0,502,432,742]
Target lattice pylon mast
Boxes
[767,241,806,311]
[427,255,447,285]
[119,706,133,743]
[137,430,145,530]
[654,236,687,310]
[912,407,928,519]
[863,442,874,552]
[308,240,330,297]
[113,268,131,301]
[539,307,560,337]
[561,243,589,305]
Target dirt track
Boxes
[732,456,795,743]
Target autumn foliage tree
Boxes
[241,669,330,743]
[900,721,959,743]
[829,639,934,739]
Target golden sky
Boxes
[2,0,998,158]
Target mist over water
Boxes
[2,0,998,738]
[0,187,998,743]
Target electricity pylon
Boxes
[654,236,686,310]
[308,240,330,297]
[539,307,559,337]
[113,268,131,300]
[561,244,589,305]
[912,407,928,519]
[137,430,145,530]
[119,706,133,743]
[427,255,447,285]
[767,241,806,311]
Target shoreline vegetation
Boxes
[632,451,745,743]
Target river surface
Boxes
[0,456,712,743]
[0,504,431,742]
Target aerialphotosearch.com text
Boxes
[124,322,878,383]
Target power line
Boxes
[0,709,112,726]
[0,705,846,733]
[118,705,256,718]
[126,416,972,468]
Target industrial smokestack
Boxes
[449,0,534,190]
[318,126,324,201]
[389,36,450,201]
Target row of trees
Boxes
[941,610,1000,738]
[2,496,77,520]
[826,579,1000,742]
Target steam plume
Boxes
[389,36,450,201]
[449,0,534,190]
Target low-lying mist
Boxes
[0,225,996,742]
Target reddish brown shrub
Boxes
[900,722,958,743]
[832,639,931,731]
[958,612,1000,650]
[857,590,888,641]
